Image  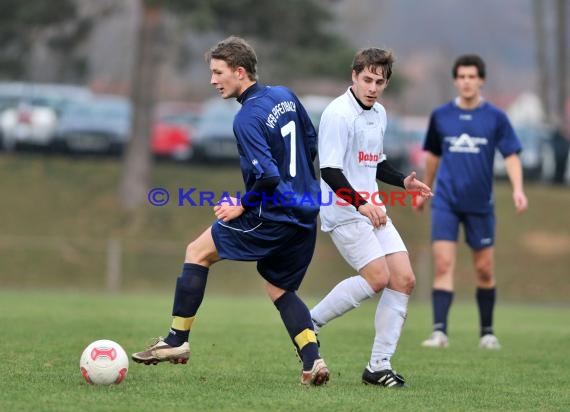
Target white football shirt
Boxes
[318,87,388,232]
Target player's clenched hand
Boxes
[214,196,245,222]
[357,202,388,228]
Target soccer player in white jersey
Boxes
[310,48,432,388]
[415,55,528,350]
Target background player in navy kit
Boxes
[414,54,528,350]
[309,48,432,388]
[132,36,329,386]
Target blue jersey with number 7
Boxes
[233,83,320,228]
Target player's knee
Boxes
[403,271,416,292]
[390,271,415,294]
[185,240,201,263]
[475,261,493,282]
[434,254,453,277]
[367,273,389,293]
[475,255,492,273]
[265,282,286,302]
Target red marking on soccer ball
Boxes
[115,368,128,384]
[80,366,93,384]
[91,347,117,361]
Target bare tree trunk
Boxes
[118,2,161,211]
[533,0,550,122]
[555,0,567,122]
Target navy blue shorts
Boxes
[211,212,316,291]
[431,206,495,250]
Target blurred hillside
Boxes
[0,154,569,302]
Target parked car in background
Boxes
[152,122,192,161]
[0,82,26,112]
[151,101,202,162]
[155,101,202,129]
[397,116,429,174]
[299,95,334,131]
[0,99,58,151]
[383,116,413,172]
[0,83,91,151]
[192,98,240,161]
[54,95,131,154]
[494,124,553,181]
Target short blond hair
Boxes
[205,36,258,81]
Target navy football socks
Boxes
[476,287,496,337]
[164,263,209,347]
[432,289,454,334]
[274,291,320,371]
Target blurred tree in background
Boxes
[182,0,355,80]
[0,0,74,77]
[533,0,568,124]
[0,0,95,82]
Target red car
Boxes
[151,102,202,161]
[152,122,192,161]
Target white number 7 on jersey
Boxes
[280,120,296,177]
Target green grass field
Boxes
[1,291,569,412]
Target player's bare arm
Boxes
[413,153,440,212]
[504,154,528,214]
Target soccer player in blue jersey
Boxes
[414,54,528,350]
[132,36,329,386]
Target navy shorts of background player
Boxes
[424,100,522,249]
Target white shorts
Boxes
[329,219,407,272]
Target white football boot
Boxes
[479,334,501,350]
[421,330,449,348]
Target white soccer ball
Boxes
[79,339,129,385]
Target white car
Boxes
[0,101,58,150]
[0,83,91,151]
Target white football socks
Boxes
[310,275,375,333]
[369,288,409,372]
